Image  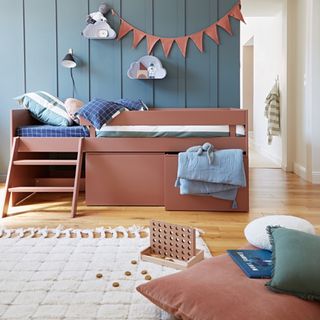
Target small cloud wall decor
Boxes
[127,56,167,80]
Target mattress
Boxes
[16,125,245,138]
[96,125,246,138]
[16,125,90,137]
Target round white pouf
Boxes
[244,215,316,250]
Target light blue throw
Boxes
[175,144,246,208]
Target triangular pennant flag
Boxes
[190,31,204,52]
[175,37,189,57]
[217,15,232,35]
[147,35,160,54]
[161,38,175,57]
[229,3,246,23]
[117,20,133,40]
[132,29,146,48]
[205,24,220,45]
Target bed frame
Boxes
[2,108,249,217]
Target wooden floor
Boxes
[1,168,319,255]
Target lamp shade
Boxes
[61,49,77,68]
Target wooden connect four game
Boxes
[149,220,196,261]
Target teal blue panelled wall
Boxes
[0,0,240,177]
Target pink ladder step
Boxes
[8,187,74,193]
[13,160,77,166]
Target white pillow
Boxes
[244,215,316,250]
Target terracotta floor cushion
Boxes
[137,253,320,320]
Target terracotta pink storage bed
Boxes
[4,108,248,216]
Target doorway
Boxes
[240,0,283,169]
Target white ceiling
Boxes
[241,0,283,17]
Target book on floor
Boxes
[227,249,272,278]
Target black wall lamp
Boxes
[61,48,77,98]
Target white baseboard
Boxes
[293,164,320,184]
[250,140,282,167]
[294,163,307,181]
[312,171,320,184]
[0,174,6,183]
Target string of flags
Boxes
[113,1,245,58]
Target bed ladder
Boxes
[1,137,84,219]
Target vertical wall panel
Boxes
[24,0,57,94]
[0,0,25,178]
[186,0,218,108]
[57,0,89,102]
[153,0,186,108]
[89,0,121,100]
[121,0,153,105]
[218,0,240,107]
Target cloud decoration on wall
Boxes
[127,56,167,80]
[82,3,116,39]
[82,21,116,40]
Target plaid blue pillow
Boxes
[77,98,125,129]
[117,99,148,111]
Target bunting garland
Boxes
[113,1,245,58]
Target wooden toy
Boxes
[141,220,204,270]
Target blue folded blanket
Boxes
[175,143,246,208]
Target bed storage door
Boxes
[86,153,164,205]
[164,154,249,212]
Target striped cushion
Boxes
[77,98,125,129]
[15,91,73,126]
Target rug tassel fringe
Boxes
[0,225,150,239]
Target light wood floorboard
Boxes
[1,168,319,255]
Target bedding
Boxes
[77,98,125,129]
[175,146,246,208]
[15,91,73,126]
[16,125,246,138]
[116,98,148,110]
[97,125,246,138]
[16,125,90,137]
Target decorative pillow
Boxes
[65,98,84,123]
[266,227,320,301]
[244,215,315,250]
[137,252,320,320]
[15,91,73,126]
[77,98,125,129]
[116,98,148,111]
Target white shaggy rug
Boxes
[0,226,211,320]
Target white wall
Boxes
[287,0,320,183]
[292,0,308,178]
[241,14,283,166]
[311,0,320,183]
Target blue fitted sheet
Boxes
[16,125,90,138]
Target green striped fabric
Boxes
[15,91,73,126]
[96,130,230,138]
[96,125,246,138]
